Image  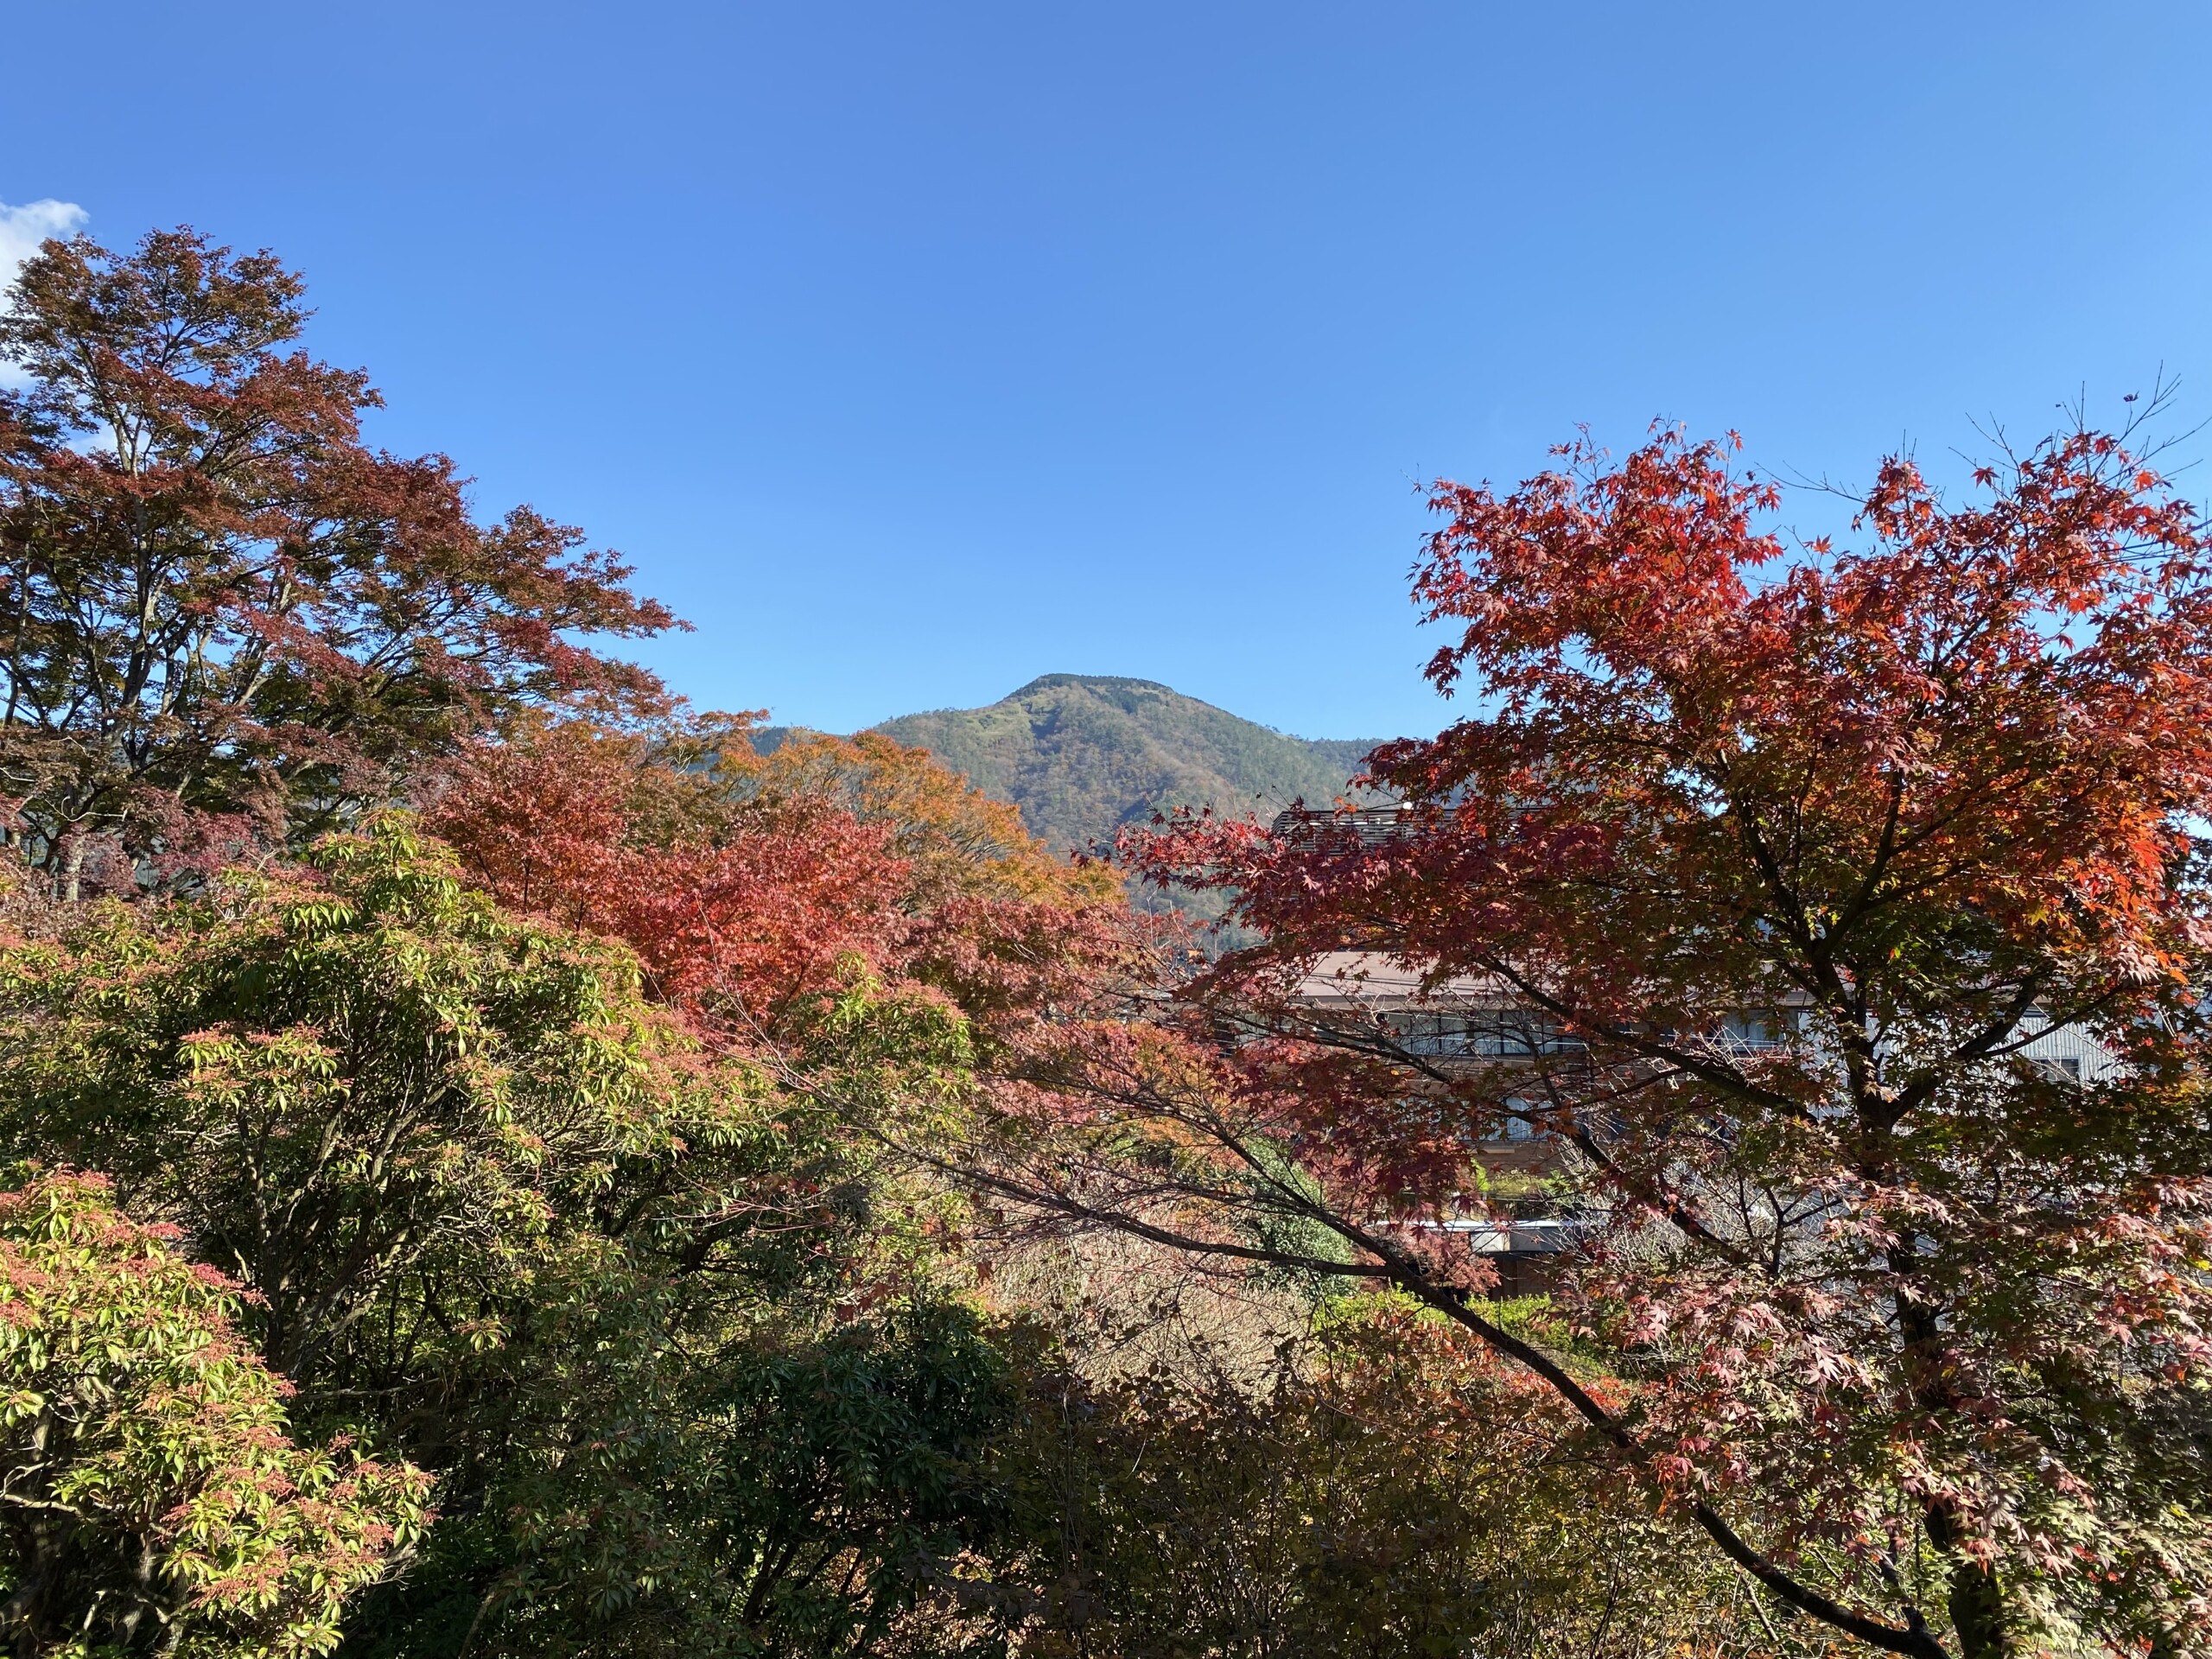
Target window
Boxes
[1719,1014,1784,1052]
[1378,1011,1585,1058]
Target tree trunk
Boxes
[1946,1555,2009,1659]
[1887,1234,2012,1659]
[57,828,86,905]
[1925,1500,2009,1659]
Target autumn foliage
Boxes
[0,228,677,897]
[10,215,2212,1659]
[426,720,910,1028]
[1034,419,2212,1659]
[426,715,1132,1046]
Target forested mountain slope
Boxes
[861,674,1386,856]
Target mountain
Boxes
[864,674,1389,857]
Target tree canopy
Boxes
[0,228,676,896]
[974,419,2212,1659]
[7,216,2209,1659]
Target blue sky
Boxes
[5,3,2208,741]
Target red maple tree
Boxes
[0,228,676,895]
[976,416,2212,1659]
[428,715,1137,1046]
[427,719,910,1034]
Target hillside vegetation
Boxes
[863,674,1386,855]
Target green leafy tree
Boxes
[0,813,729,1392]
[0,1170,429,1657]
[361,1294,1015,1659]
[0,817,1022,1657]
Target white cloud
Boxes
[2,198,89,387]
[1,197,87,286]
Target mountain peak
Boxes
[868,676,1389,860]
[1005,672,1177,698]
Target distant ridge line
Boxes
[862,673,1393,864]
